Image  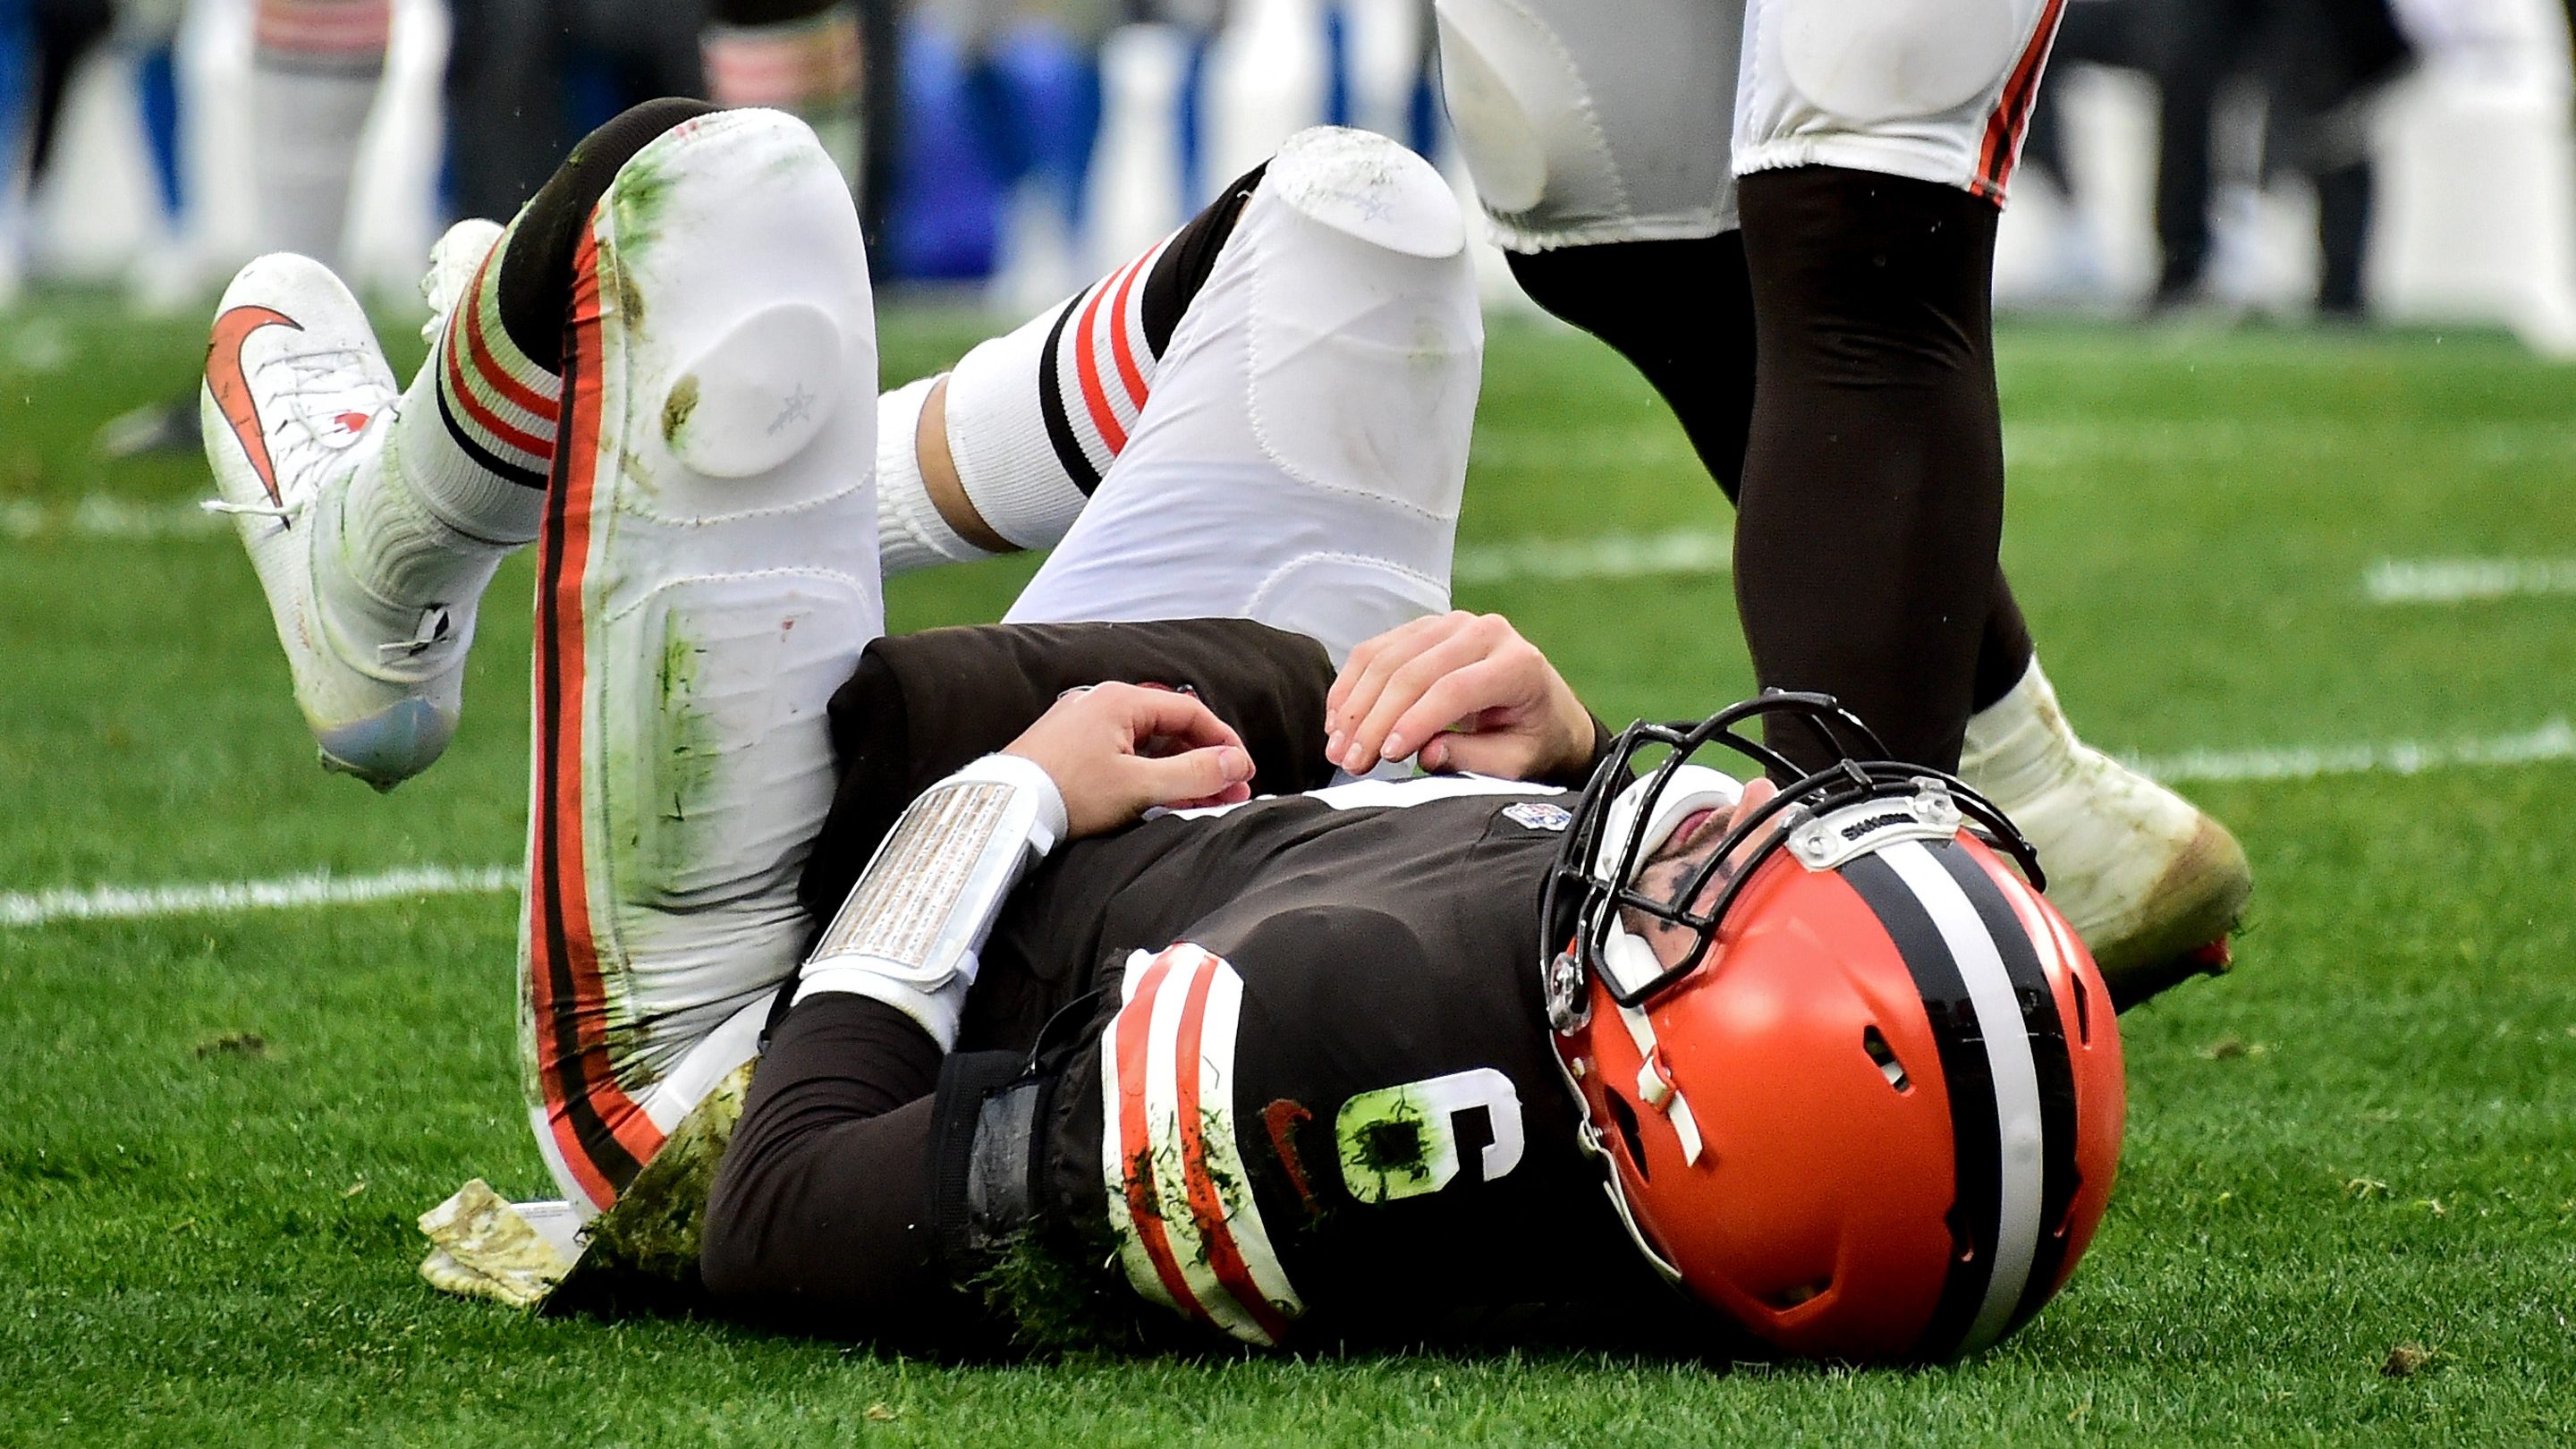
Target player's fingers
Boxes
[1326,613,1446,718]
[1346,625,1499,769]
[1419,722,1538,779]
[1382,656,1524,766]
[1163,778,1255,812]
[1110,684,1246,757]
[1125,743,1253,810]
[1326,612,1465,752]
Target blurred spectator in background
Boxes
[2142,0,2413,317]
[0,0,184,306]
[444,0,708,222]
[703,0,896,249]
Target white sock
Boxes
[939,232,1182,548]
[1960,656,2081,809]
[250,0,391,266]
[342,219,556,619]
[872,376,997,576]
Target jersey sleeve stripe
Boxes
[1172,959,1297,1345]
[1103,953,1197,1319]
[1138,950,1267,1343]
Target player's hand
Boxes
[1325,611,1593,782]
[1004,682,1256,839]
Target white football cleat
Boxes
[419,217,504,344]
[1962,660,2252,1009]
[202,252,459,789]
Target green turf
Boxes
[5,291,2575,1445]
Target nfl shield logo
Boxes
[1503,801,1572,833]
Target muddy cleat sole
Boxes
[202,252,464,790]
[1962,659,2255,1011]
[2082,817,2250,1011]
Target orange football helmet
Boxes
[1538,694,2125,1362]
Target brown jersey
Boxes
[800,619,1698,1350]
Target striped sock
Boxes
[250,0,390,265]
[704,4,865,187]
[341,222,555,614]
[931,164,1265,551]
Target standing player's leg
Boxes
[1727,0,2246,996]
[1428,0,2248,1001]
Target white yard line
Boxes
[2363,557,2576,605]
[0,863,516,928]
[2128,718,2576,784]
[3,497,227,542]
[10,722,2573,928]
[1453,529,1731,584]
[13,500,1742,585]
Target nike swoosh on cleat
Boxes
[207,304,305,513]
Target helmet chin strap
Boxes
[1589,763,1741,1168]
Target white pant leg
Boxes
[1431,0,2064,255]
[1432,0,1743,250]
[518,108,882,1212]
[1002,127,1482,665]
[1735,0,2063,201]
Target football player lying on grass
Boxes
[204,104,2140,1359]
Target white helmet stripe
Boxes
[1881,841,2048,1355]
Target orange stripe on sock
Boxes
[1072,257,1147,456]
[1105,246,1153,412]
[444,320,553,462]
[461,251,562,420]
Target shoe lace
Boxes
[205,347,398,520]
[378,605,453,661]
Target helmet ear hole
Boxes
[1860,1025,1911,1092]
[1604,1089,1650,1181]
[1762,1276,1832,1311]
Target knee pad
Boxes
[1431,0,1615,223]
[1242,131,1480,527]
[597,108,873,501]
[1774,0,2022,124]
[1264,125,1465,260]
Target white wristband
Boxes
[791,753,1069,1047]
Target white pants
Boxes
[1004,125,1482,660]
[1432,0,2065,250]
[529,121,1480,1211]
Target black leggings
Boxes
[1509,172,2028,773]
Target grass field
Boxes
[5,291,2575,1445]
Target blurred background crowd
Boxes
[3,0,2573,348]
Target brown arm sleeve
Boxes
[798,618,1343,924]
